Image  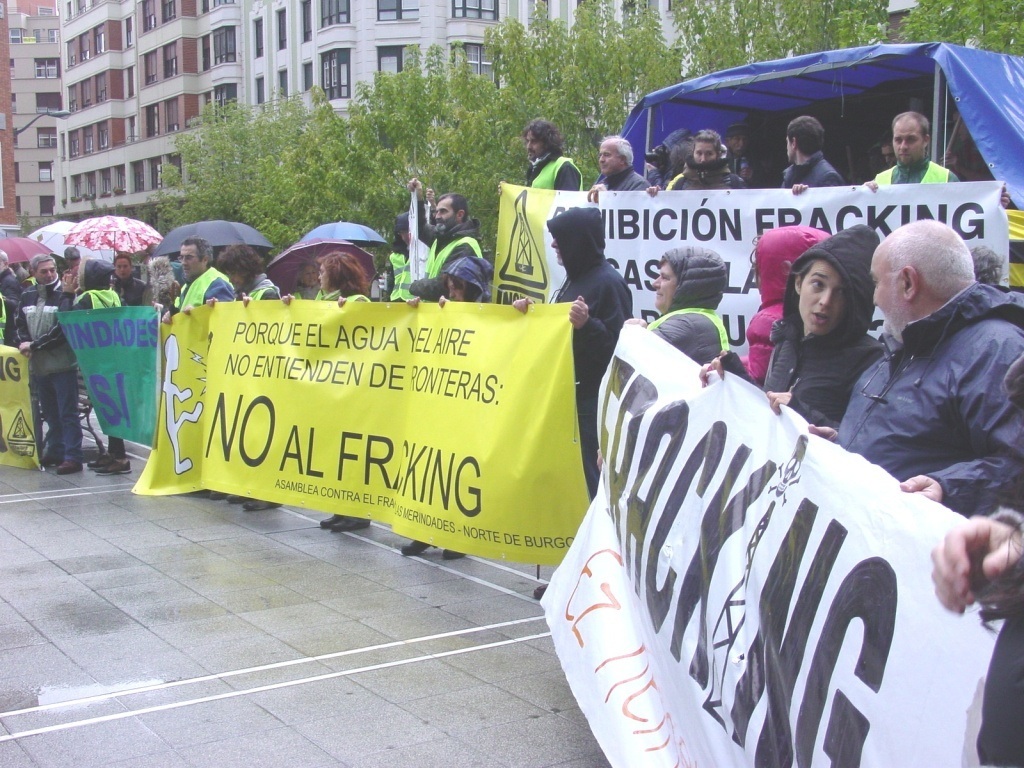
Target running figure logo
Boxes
[162,334,204,474]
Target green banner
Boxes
[58,306,160,446]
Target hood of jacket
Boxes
[547,207,605,281]
[442,255,493,302]
[782,224,879,346]
[756,226,830,307]
[662,246,727,312]
[81,258,115,292]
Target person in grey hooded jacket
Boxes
[636,246,729,365]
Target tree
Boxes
[899,0,1024,56]
[670,0,888,77]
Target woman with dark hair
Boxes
[704,225,882,429]
[217,244,279,301]
[933,353,1024,766]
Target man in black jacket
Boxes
[112,253,147,306]
[834,220,1024,516]
[407,178,484,301]
[588,136,648,202]
[781,115,846,194]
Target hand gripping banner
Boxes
[543,327,994,767]
[136,300,589,565]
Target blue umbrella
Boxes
[300,222,386,247]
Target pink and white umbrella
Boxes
[64,215,162,254]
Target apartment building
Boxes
[55,0,516,219]
[9,0,62,231]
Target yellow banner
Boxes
[494,184,566,305]
[0,346,39,470]
[136,301,588,565]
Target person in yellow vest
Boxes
[387,213,414,302]
[523,119,583,192]
[162,237,234,322]
[865,112,958,190]
[627,246,730,365]
[406,178,483,301]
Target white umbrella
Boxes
[28,220,114,262]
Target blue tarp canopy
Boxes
[622,43,1024,207]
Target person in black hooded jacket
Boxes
[515,207,632,501]
[761,225,884,428]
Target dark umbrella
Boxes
[1,237,56,264]
[300,222,387,247]
[266,239,377,295]
[153,220,273,258]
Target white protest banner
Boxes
[543,327,994,767]
[408,190,429,282]
[495,181,1007,351]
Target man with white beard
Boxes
[827,220,1024,516]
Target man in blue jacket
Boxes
[834,220,1024,516]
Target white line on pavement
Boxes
[0,631,553,744]
[0,616,547,718]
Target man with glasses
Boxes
[828,220,1024,516]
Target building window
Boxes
[96,72,107,102]
[87,173,97,198]
[378,0,418,20]
[150,159,162,190]
[40,162,55,182]
[81,79,92,107]
[378,45,405,73]
[126,16,134,48]
[212,27,236,64]
[163,42,178,78]
[143,1,157,32]
[72,175,82,196]
[302,1,312,41]
[132,161,145,192]
[452,0,497,19]
[98,123,109,149]
[276,9,286,49]
[115,166,126,191]
[80,37,91,62]
[37,128,58,149]
[10,29,24,45]
[94,25,106,55]
[66,41,76,68]
[145,104,160,137]
[127,67,136,97]
[35,58,59,78]
[214,83,237,106]
[83,128,94,154]
[321,0,349,26]
[462,43,493,76]
[128,116,137,142]
[101,169,112,195]
[302,62,313,91]
[68,87,78,112]
[14,164,20,184]
[320,49,350,100]
[201,35,211,70]
[41,196,56,217]
[144,51,158,84]
[165,98,179,132]
[255,76,265,104]
[162,0,176,23]
[278,70,288,98]
[253,18,263,58]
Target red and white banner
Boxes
[544,327,994,767]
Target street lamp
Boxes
[13,109,71,137]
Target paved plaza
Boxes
[0,445,609,768]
